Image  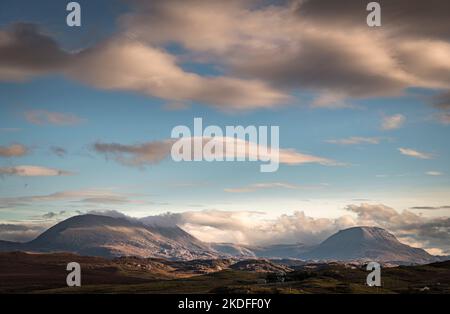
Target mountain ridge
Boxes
[0,214,218,260]
[0,215,443,264]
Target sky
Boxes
[0,0,449,254]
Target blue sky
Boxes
[0,0,449,252]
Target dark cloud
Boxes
[431,91,450,110]
[298,0,450,41]
[41,211,66,219]
[93,140,174,166]
[0,23,70,81]
[50,146,67,157]
[411,206,450,210]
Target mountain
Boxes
[251,243,311,259]
[211,243,311,259]
[209,243,256,258]
[211,227,438,264]
[0,217,442,264]
[0,214,218,260]
[302,226,435,264]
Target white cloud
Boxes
[438,112,450,125]
[68,37,289,110]
[0,165,73,177]
[426,171,443,176]
[399,147,434,159]
[0,223,48,242]
[381,114,406,130]
[224,182,326,193]
[0,189,138,209]
[224,182,301,193]
[326,137,381,145]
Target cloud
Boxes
[0,23,70,81]
[68,37,288,111]
[0,165,73,177]
[93,140,174,166]
[0,143,28,157]
[164,102,190,111]
[0,223,47,242]
[224,182,326,193]
[78,197,129,204]
[120,0,450,103]
[224,182,301,193]
[141,210,269,243]
[93,136,341,168]
[0,128,21,132]
[50,146,67,157]
[2,0,450,110]
[0,23,287,111]
[326,137,381,145]
[40,210,66,219]
[428,89,450,125]
[343,203,450,254]
[398,147,434,159]
[410,206,450,210]
[381,114,406,130]
[437,112,450,125]
[426,171,443,176]
[24,110,84,126]
[310,92,354,109]
[139,209,349,246]
[87,209,132,219]
[0,189,139,210]
[431,91,450,110]
[300,0,450,40]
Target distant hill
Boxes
[0,214,218,260]
[230,259,292,273]
[302,226,435,264]
[209,243,256,258]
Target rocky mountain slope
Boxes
[302,226,434,263]
[0,214,218,260]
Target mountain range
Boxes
[0,214,444,264]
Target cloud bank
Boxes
[1,1,450,109]
[139,203,450,255]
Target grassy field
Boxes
[1,252,449,294]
